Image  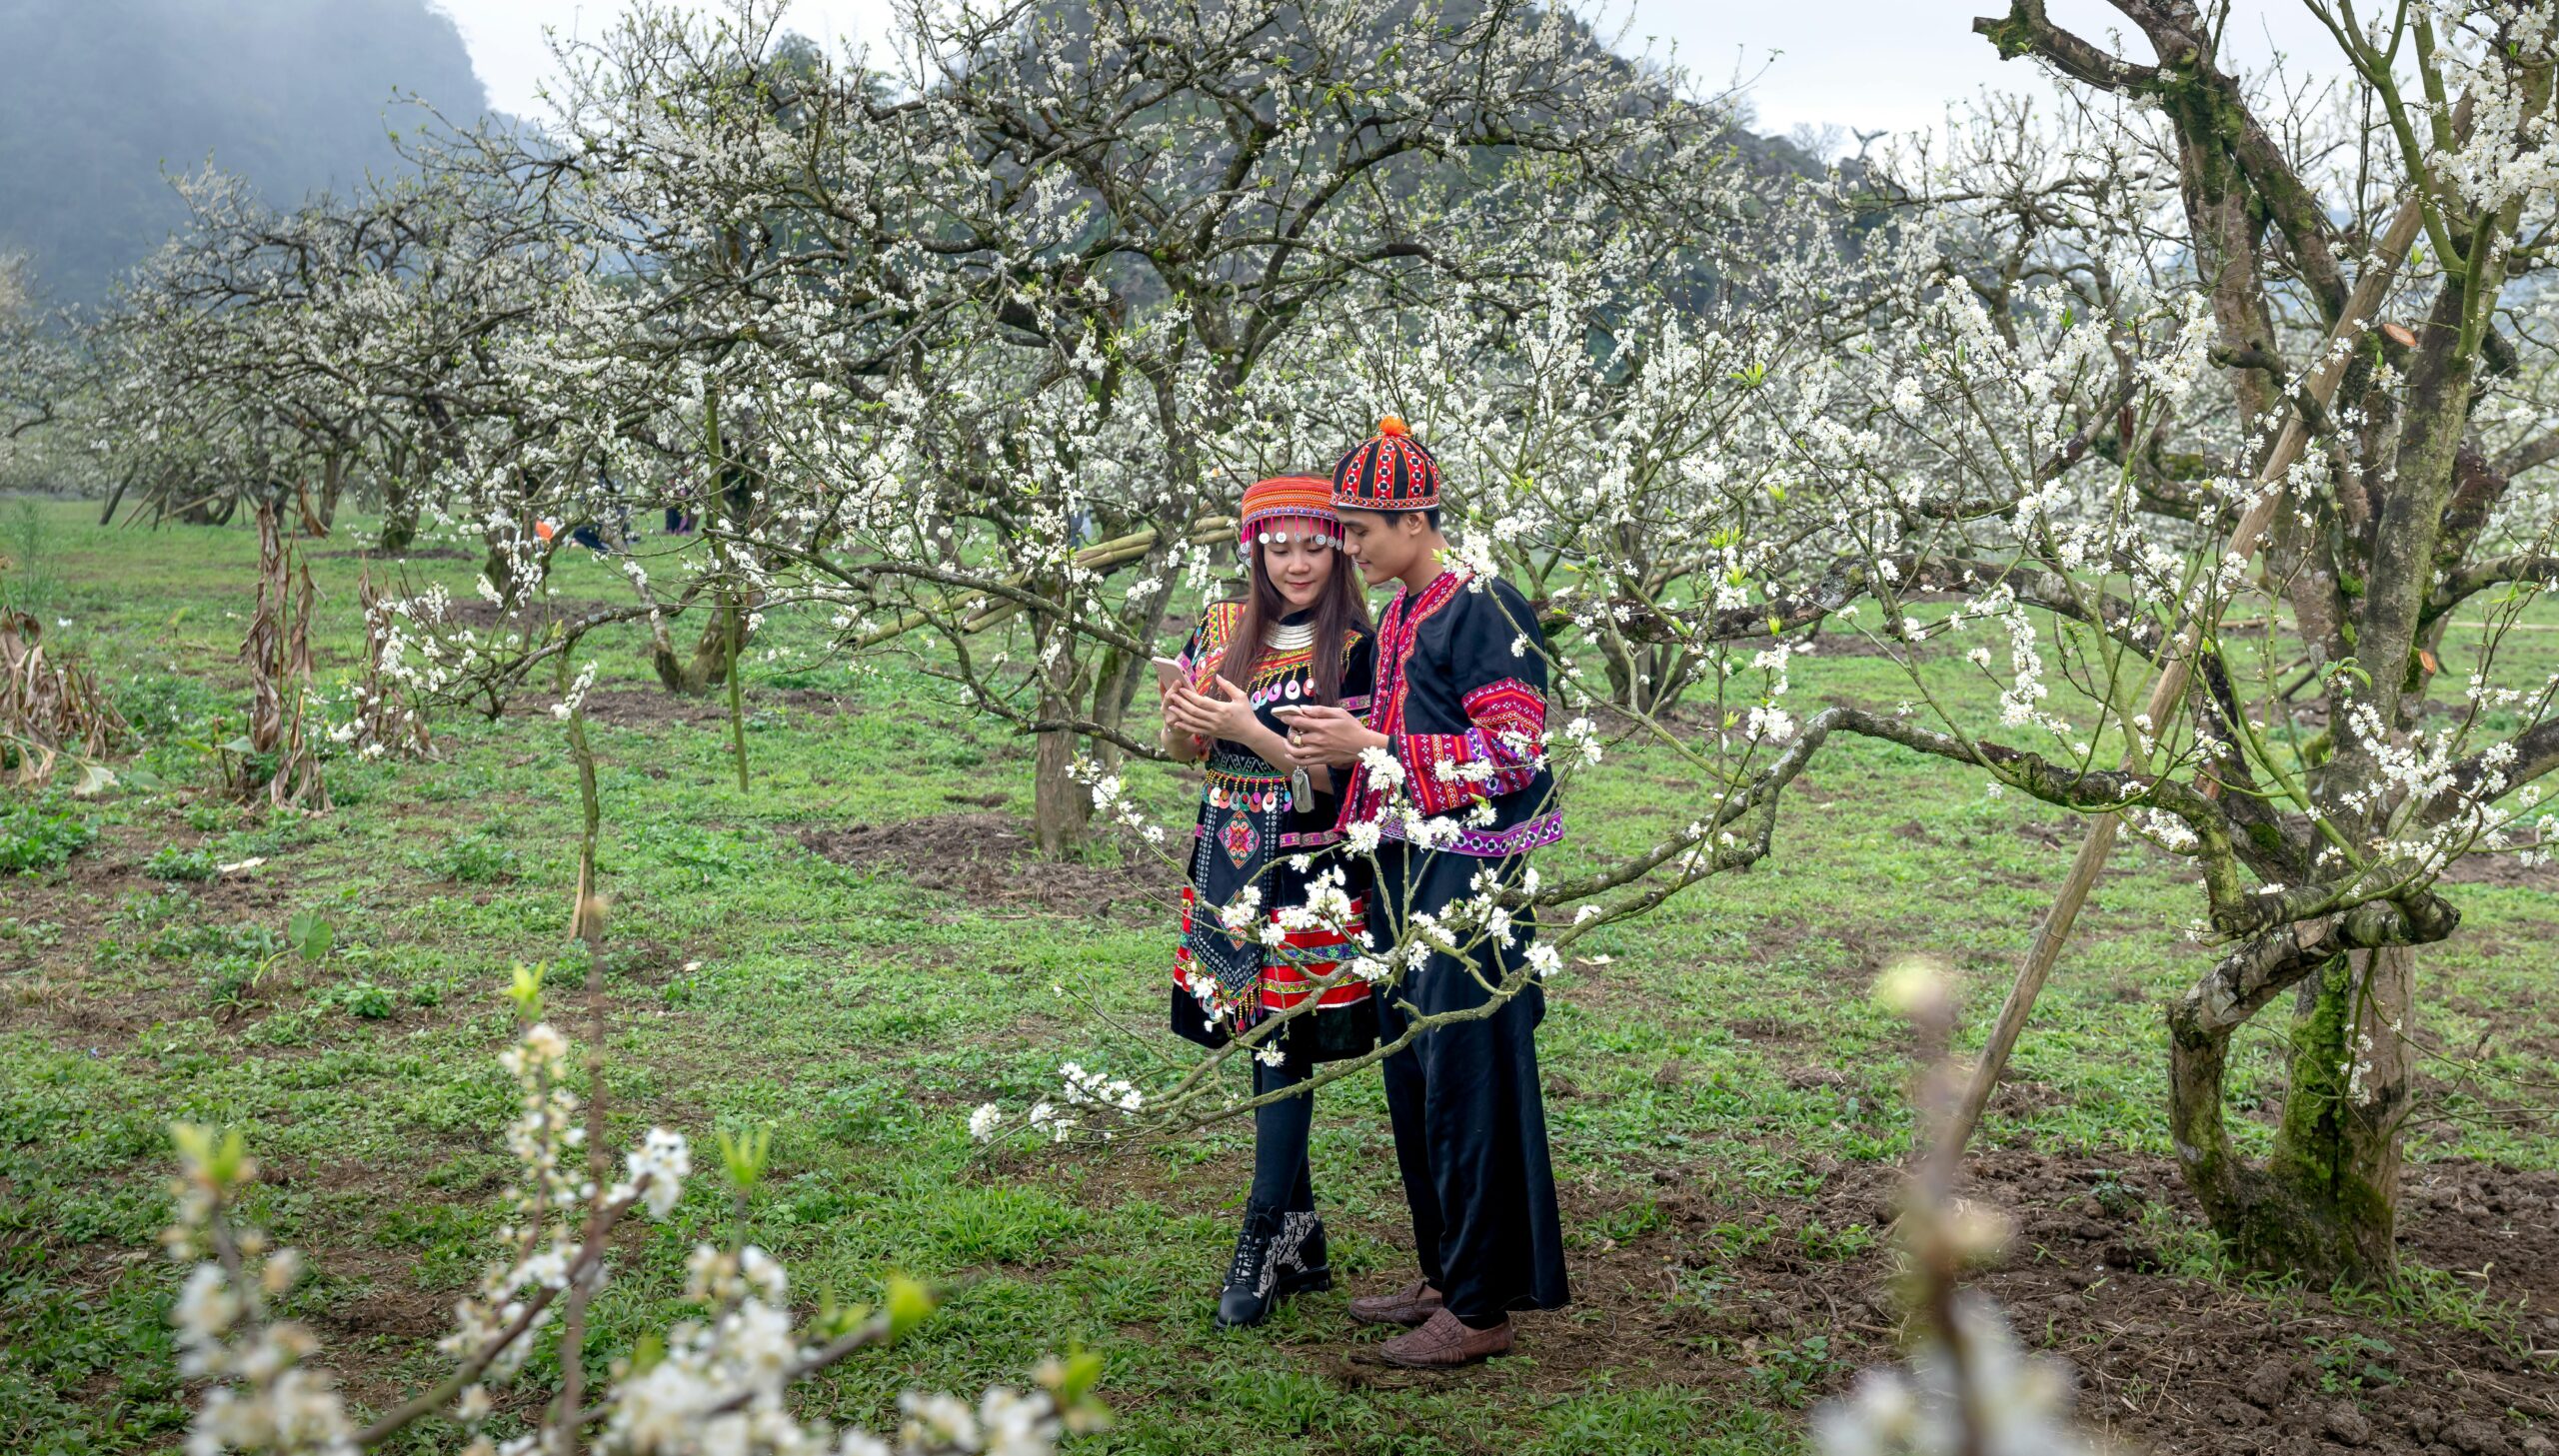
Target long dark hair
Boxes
[1216,541,1370,706]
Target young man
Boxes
[1281,416,1568,1368]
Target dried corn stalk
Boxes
[240,506,329,811]
[0,609,131,788]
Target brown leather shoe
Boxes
[1346,1278,1443,1327]
[1376,1308,1512,1368]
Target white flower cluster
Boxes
[551,659,601,721]
[977,1059,1150,1149]
[1813,1296,2101,1456]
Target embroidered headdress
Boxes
[1236,475,1341,553]
[1330,415,1440,512]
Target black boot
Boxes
[1217,1207,1331,1328]
[1274,1209,1330,1294]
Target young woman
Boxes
[1159,475,1377,1329]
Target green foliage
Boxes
[286,910,332,963]
[323,980,393,1020]
[1589,1197,1667,1242]
[1797,1220,1877,1261]
[629,821,765,881]
[201,953,260,1011]
[116,673,227,742]
[242,1007,320,1047]
[2307,1332,2401,1393]
[182,801,238,833]
[0,499,59,612]
[142,844,216,881]
[1748,1333,1843,1407]
[0,801,92,872]
[431,830,519,884]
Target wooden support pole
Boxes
[1943,192,2430,1156]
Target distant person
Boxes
[1158,476,1376,1329]
[1281,417,1568,1368]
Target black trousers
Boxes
[1248,1058,1313,1214]
[1367,839,1568,1322]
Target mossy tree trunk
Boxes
[2261,946,2413,1274]
[2169,927,2423,1281]
[374,440,424,556]
[2180,910,2436,1284]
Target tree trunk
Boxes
[375,503,419,557]
[1597,637,1692,716]
[2263,945,2413,1274]
[483,537,516,608]
[651,606,736,697]
[1032,629,1092,855]
[373,440,422,555]
[1032,707,1091,854]
[2168,944,2413,1280]
[317,450,347,531]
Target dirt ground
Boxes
[1053,1139,2556,1455]
[800,811,1169,919]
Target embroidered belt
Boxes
[1192,824,1342,850]
[1203,758,1289,811]
[1379,810,1564,858]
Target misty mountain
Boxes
[0,0,487,306]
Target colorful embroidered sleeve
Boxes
[1394,581,1550,815]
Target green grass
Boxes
[1,497,2554,1454]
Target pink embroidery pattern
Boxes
[1222,812,1260,869]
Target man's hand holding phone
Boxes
[1278,704,1384,768]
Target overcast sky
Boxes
[432,1,2354,142]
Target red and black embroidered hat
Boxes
[1331,416,1440,512]
[1236,475,1341,552]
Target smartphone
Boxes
[1151,656,1186,695]
[1270,705,1311,722]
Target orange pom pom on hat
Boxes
[1330,414,1440,512]
[1236,475,1342,553]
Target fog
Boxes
[0,0,488,304]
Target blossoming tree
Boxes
[1063,1,2559,1287]
[69,0,2559,1292]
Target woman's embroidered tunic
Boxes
[1169,601,1376,1064]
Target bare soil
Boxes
[1052,1137,2557,1454]
[798,811,1167,919]
[430,596,626,633]
[313,545,476,563]
[2436,850,2559,891]
[0,819,500,1043]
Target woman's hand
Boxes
[1165,676,1259,743]
[1280,706,1386,768]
